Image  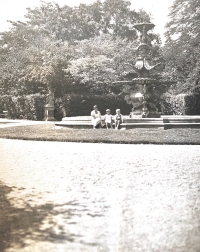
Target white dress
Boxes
[91,110,101,126]
[104,114,112,123]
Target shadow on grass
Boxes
[0,182,99,251]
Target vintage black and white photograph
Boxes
[0,0,200,251]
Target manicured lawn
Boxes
[0,124,200,144]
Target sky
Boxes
[0,0,174,42]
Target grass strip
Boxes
[0,124,200,144]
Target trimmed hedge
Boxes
[0,94,46,120]
[161,94,200,115]
[2,93,200,120]
[0,93,132,121]
[54,94,132,120]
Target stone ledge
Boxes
[56,115,200,129]
[164,123,200,129]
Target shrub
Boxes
[0,94,46,120]
[161,94,200,115]
[185,94,200,115]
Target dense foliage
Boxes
[0,0,160,118]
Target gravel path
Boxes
[0,139,200,252]
[0,119,53,128]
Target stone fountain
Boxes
[118,22,174,118]
[56,22,200,129]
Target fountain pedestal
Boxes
[43,105,56,121]
[43,85,56,121]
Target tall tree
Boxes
[163,0,200,94]
[25,1,100,42]
[101,0,142,39]
[24,0,151,42]
[0,21,73,96]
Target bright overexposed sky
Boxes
[0,0,174,42]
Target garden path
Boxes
[0,139,200,252]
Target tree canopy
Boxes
[0,0,160,99]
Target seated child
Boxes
[114,109,123,129]
[104,109,113,129]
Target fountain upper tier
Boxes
[115,22,174,86]
[133,23,155,32]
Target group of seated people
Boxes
[91,105,123,129]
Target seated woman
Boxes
[91,105,102,129]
